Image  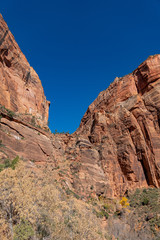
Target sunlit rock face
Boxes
[74,54,160,197]
[0,14,160,198]
[0,14,50,128]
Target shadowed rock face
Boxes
[0,14,50,128]
[0,14,160,198]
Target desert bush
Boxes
[0,161,108,240]
[31,116,36,126]
[96,209,109,219]
[0,156,19,172]
[0,104,15,118]
[142,197,149,206]
[128,188,160,238]
[119,197,129,208]
[13,219,34,240]
[7,109,15,118]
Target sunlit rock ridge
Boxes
[0,14,50,128]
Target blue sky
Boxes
[1,0,160,133]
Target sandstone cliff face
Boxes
[0,14,50,128]
[73,54,160,197]
[0,14,160,198]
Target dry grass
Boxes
[0,160,110,240]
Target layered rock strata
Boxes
[74,55,160,197]
[0,14,160,198]
[0,14,50,128]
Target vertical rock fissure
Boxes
[0,29,8,46]
[128,124,155,186]
[140,155,155,186]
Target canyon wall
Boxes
[0,14,50,128]
[73,55,160,197]
[0,14,160,198]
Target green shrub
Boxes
[13,219,34,240]
[128,188,160,236]
[6,109,15,118]
[142,197,149,206]
[0,164,4,172]
[10,156,19,170]
[4,158,10,168]
[31,116,36,126]
[37,223,50,240]
[96,209,109,219]
[0,156,19,172]
[0,105,16,118]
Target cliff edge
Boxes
[0,14,50,128]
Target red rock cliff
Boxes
[0,14,160,198]
[0,14,50,128]
[73,55,160,197]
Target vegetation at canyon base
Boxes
[0,159,110,240]
[0,156,160,240]
[128,188,160,236]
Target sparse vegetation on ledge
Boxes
[0,156,19,172]
[0,104,16,119]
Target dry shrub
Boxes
[0,161,108,240]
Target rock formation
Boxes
[0,14,160,198]
[73,54,160,197]
[0,14,50,128]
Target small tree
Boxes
[120,197,129,208]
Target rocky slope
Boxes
[0,14,160,200]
